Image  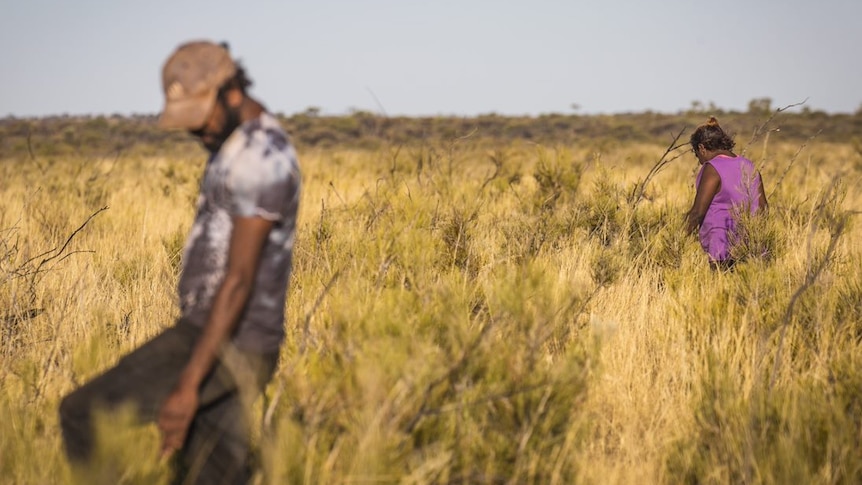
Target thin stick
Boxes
[300,268,344,355]
[22,206,108,272]
[629,127,687,208]
[741,98,809,156]
[767,131,821,199]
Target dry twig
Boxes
[628,127,688,208]
[741,98,809,156]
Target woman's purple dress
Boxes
[696,155,762,262]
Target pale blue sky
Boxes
[2,0,860,117]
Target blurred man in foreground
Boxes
[60,40,301,484]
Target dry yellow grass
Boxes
[1,133,861,484]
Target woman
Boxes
[685,117,768,267]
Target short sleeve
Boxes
[225,133,300,221]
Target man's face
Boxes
[189,91,241,153]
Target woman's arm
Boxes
[685,163,721,234]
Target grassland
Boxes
[1,113,861,484]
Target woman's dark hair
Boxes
[690,116,735,152]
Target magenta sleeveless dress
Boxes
[696,155,762,262]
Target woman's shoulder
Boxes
[709,154,755,169]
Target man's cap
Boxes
[158,41,236,129]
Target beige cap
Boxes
[158,41,236,129]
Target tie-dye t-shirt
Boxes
[178,112,301,353]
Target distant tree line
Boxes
[1,101,860,159]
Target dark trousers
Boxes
[59,320,279,485]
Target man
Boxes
[59,40,301,484]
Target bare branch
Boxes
[628,127,687,208]
[454,127,479,143]
[767,130,821,198]
[1,308,43,326]
[366,86,389,118]
[741,98,809,156]
[25,125,46,173]
[26,127,36,161]
[480,152,504,192]
[27,206,108,275]
[300,268,343,355]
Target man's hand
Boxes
[156,217,273,459]
[158,386,199,458]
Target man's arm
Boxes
[685,164,721,234]
[158,216,274,457]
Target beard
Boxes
[201,103,242,154]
